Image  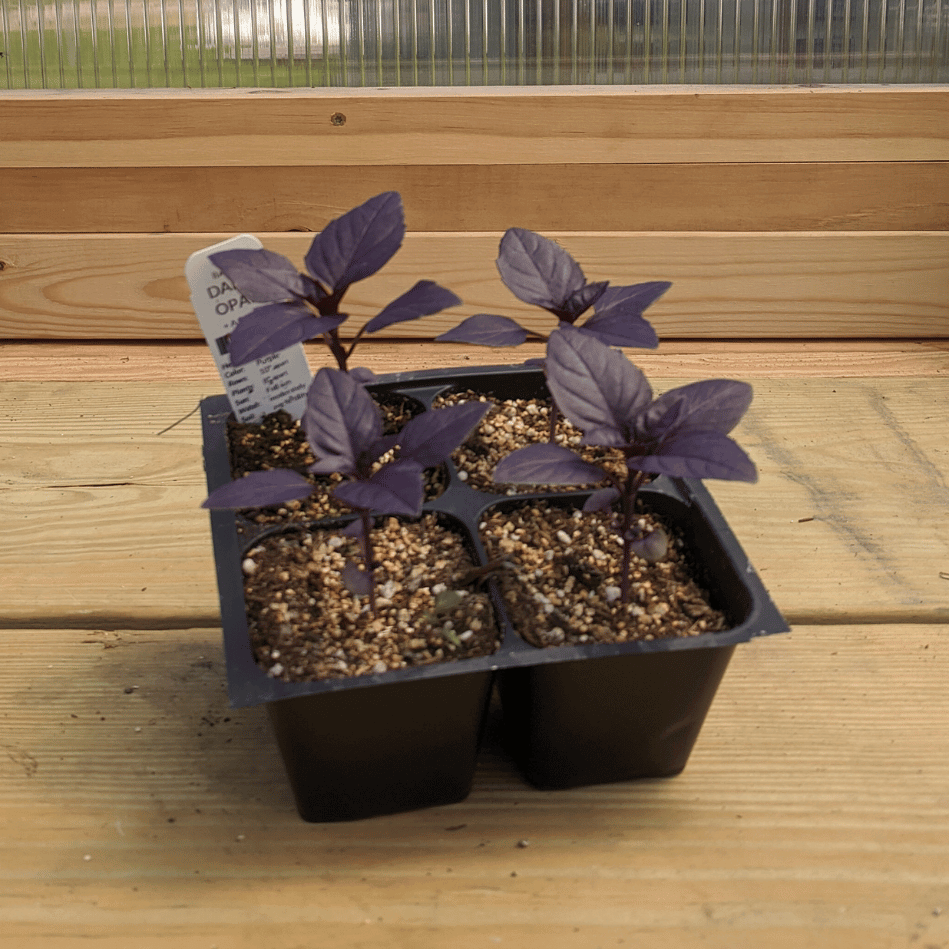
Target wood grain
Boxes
[4,162,947,234]
[0,623,945,947]
[3,86,947,168]
[1,231,946,340]
[1,377,948,626]
[3,340,949,382]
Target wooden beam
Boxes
[3,86,947,168]
[4,162,947,234]
[1,231,946,340]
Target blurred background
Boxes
[2,0,947,88]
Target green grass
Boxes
[0,24,349,89]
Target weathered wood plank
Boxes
[3,162,947,233]
[4,86,947,168]
[1,232,946,340]
[3,340,949,382]
[1,378,948,626]
[0,624,946,947]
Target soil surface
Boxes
[434,389,627,493]
[222,385,729,679]
[226,393,446,527]
[480,500,728,648]
[243,514,500,682]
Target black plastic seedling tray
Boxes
[201,364,789,819]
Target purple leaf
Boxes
[341,561,374,597]
[545,325,652,439]
[494,443,606,486]
[201,468,313,509]
[496,228,586,311]
[627,527,669,564]
[629,430,758,482]
[576,312,659,349]
[436,314,530,347]
[594,281,671,320]
[209,248,314,303]
[349,366,379,384]
[228,304,345,366]
[334,460,425,516]
[582,487,620,512]
[397,401,493,469]
[302,368,382,475]
[579,425,627,448]
[304,192,405,294]
[575,281,668,349]
[637,379,754,438]
[561,280,609,321]
[363,281,461,334]
[339,519,368,537]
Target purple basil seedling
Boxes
[210,192,461,382]
[494,325,757,605]
[438,227,669,438]
[437,227,667,352]
[204,367,492,613]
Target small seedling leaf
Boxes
[363,280,461,334]
[638,379,754,438]
[209,248,315,303]
[397,401,493,469]
[629,430,758,482]
[627,527,669,564]
[582,487,620,512]
[436,313,531,347]
[304,192,405,294]
[228,304,345,366]
[545,324,652,438]
[494,443,606,485]
[341,561,374,597]
[202,468,312,509]
[334,460,425,516]
[302,368,383,475]
[496,228,586,312]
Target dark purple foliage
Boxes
[437,227,665,352]
[429,314,530,348]
[494,325,756,603]
[495,227,591,313]
[363,281,462,334]
[304,190,405,295]
[208,248,322,303]
[227,304,345,366]
[209,193,460,373]
[203,366,492,612]
[201,468,313,510]
[302,369,383,476]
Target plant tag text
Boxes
[186,235,312,422]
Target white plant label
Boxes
[186,235,312,423]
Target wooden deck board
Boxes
[1,623,946,948]
[3,339,949,382]
[2,232,947,340]
[1,373,948,626]
[5,87,947,168]
[4,162,948,234]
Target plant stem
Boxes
[619,469,649,605]
[323,328,350,372]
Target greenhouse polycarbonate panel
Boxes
[2,0,947,88]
